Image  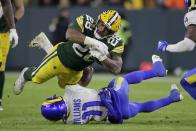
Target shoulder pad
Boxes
[107,35,124,54]
[75,14,95,32]
[107,35,123,47]
[83,14,95,24]
[184,10,196,28]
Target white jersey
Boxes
[184,10,196,28]
[63,84,108,124]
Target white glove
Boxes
[90,48,107,62]
[10,28,19,48]
[84,36,108,55]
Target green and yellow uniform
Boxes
[30,14,124,88]
[0,2,10,71]
[57,14,124,71]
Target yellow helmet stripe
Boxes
[42,97,63,106]
[191,0,195,7]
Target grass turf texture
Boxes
[0,72,196,131]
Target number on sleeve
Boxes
[72,43,93,62]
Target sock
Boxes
[24,67,35,81]
[0,71,5,103]
[122,60,167,84]
[122,70,157,84]
[127,97,173,118]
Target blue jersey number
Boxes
[82,101,105,120]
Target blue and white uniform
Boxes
[63,84,108,124]
[41,59,182,124]
[184,10,196,28]
[181,8,196,100]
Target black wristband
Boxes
[14,17,18,23]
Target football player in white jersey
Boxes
[157,0,196,100]
[41,55,183,124]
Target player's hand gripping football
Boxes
[157,40,168,52]
[84,36,108,55]
[10,28,19,48]
[89,48,108,62]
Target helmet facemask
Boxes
[94,20,115,39]
[94,10,121,39]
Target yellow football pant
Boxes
[0,32,10,71]
[31,44,83,88]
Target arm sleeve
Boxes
[166,38,195,52]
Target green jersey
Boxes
[57,14,124,71]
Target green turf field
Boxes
[0,72,196,131]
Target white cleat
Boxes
[170,84,184,101]
[13,67,29,95]
[28,32,52,51]
[152,54,162,63]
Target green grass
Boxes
[0,72,196,131]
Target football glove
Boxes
[89,48,107,62]
[10,28,19,48]
[157,40,168,52]
[84,36,108,54]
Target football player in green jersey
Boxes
[0,0,24,111]
[13,10,125,95]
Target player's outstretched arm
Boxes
[157,25,196,53]
[78,66,94,87]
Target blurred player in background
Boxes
[49,0,70,44]
[41,55,183,124]
[14,10,124,95]
[0,0,24,111]
[157,0,196,100]
[49,6,70,44]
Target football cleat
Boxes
[169,84,183,102]
[152,55,162,63]
[28,32,52,49]
[151,55,167,77]
[13,67,28,95]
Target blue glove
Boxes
[157,40,168,52]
